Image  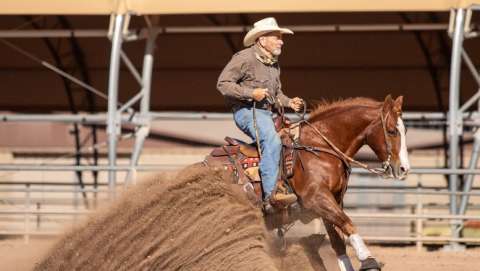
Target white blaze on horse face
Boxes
[396,118,410,172]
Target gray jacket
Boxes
[217,45,291,111]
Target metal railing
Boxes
[1,169,479,248]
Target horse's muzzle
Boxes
[392,164,409,180]
[382,160,409,180]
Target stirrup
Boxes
[263,197,275,214]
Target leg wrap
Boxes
[349,233,372,261]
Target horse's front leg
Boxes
[303,188,382,271]
[323,220,354,271]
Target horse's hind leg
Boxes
[304,190,382,271]
[323,220,354,271]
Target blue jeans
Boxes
[233,107,281,198]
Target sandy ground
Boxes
[0,237,57,271]
[1,237,480,271]
[365,246,480,271]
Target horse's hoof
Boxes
[359,257,383,271]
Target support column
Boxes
[455,6,480,224]
[458,131,480,215]
[446,8,465,250]
[107,14,125,199]
[125,30,157,185]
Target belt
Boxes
[253,101,273,111]
[232,102,273,113]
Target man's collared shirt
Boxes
[217,44,291,110]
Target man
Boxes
[217,17,304,212]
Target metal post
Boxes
[73,175,79,224]
[24,184,30,244]
[36,202,41,230]
[446,8,466,251]
[461,50,480,86]
[416,178,423,251]
[125,30,157,185]
[140,32,156,115]
[107,14,125,199]
[458,49,480,113]
[458,131,480,215]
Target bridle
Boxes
[379,110,394,176]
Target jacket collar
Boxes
[253,44,278,66]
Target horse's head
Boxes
[365,95,410,180]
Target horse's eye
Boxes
[387,129,399,137]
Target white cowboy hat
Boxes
[243,17,294,47]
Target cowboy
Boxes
[217,17,304,212]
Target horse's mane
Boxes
[308,97,382,120]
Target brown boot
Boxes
[272,193,298,206]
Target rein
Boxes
[293,101,393,178]
[252,97,394,178]
[252,101,263,160]
[300,119,390,177]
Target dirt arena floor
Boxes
[1,164,480,271]
[2,237,480,271]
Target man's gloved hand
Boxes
[289,97,304,112]
[252,88,269,102]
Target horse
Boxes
[204,95,410,271]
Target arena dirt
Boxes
[33,163,325,271]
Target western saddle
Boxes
[203,118,300,206]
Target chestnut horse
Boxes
[287,95,409,271]
[204,95,410,271]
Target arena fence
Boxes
[0,165,479,252]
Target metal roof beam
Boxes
[0,23,452,38]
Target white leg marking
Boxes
[397,118,410,172]
[349,233,372,261]
[337,254,355,271]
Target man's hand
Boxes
[289,97,304,112]
[252,88,269,102]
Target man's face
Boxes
[259,31,284,56]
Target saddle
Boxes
[203,116,300,207]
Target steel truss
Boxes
[446,5,480,250]
[1,14,158,200]
[104,14,158,198]
[0,23,451,38]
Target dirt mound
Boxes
[34,163,329,271]
[35,163,280,271]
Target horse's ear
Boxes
[384,94,393,103]
[394,96,404,113]
[382,94,394,113]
